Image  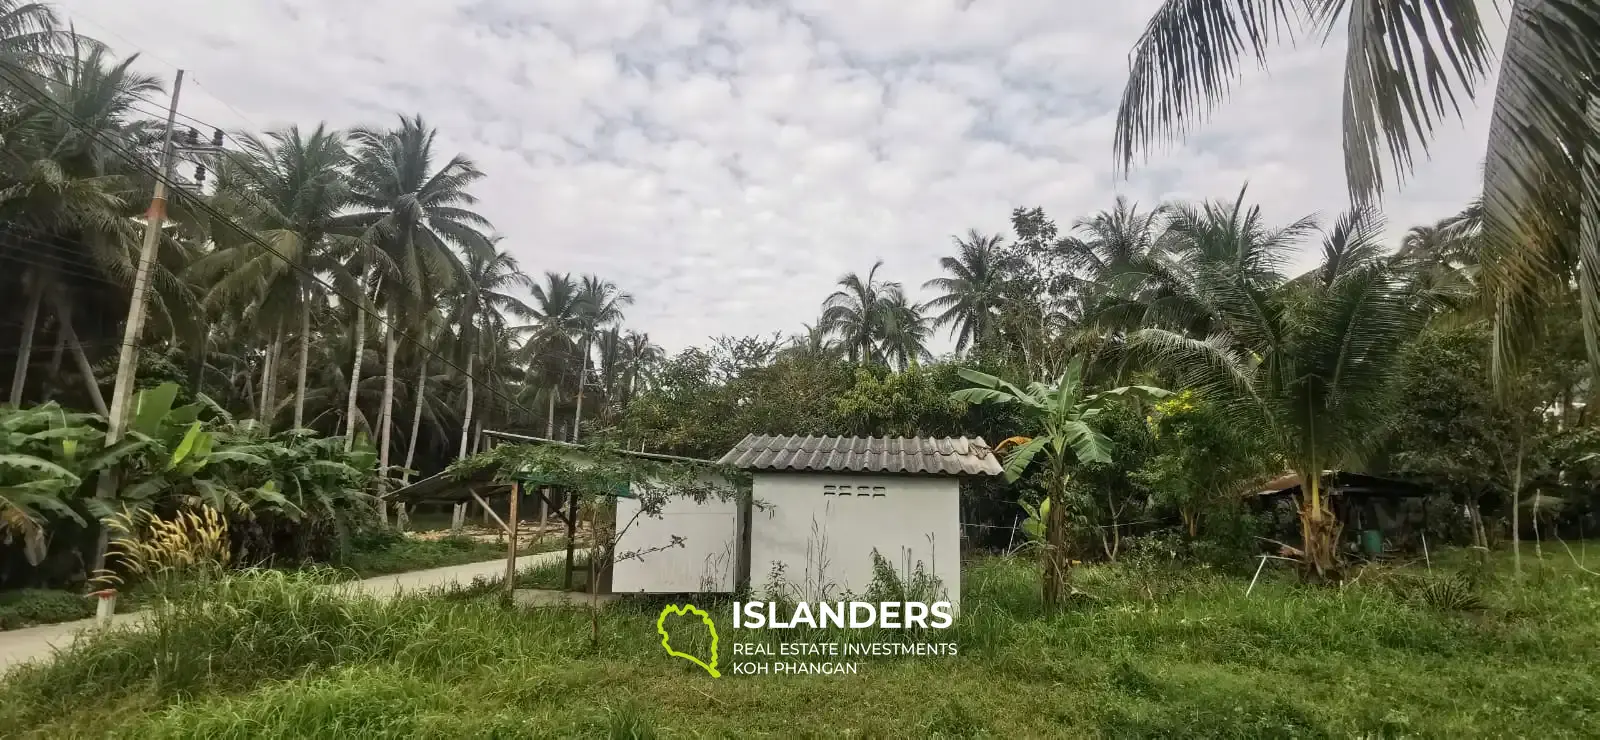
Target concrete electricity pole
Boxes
[92,69,184,571]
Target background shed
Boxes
[719,434,1002,606]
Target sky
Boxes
[58,0,1505,354]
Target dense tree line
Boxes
[4,0,1599,589]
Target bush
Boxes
[0,589,93,630]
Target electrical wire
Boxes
[0,61,549,424]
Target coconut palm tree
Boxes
[450,246,534,459]
[571,275,632,442]
[1059,197,1171,311]
[341,114,493,470]
[922,230,1011,355]
[189,123,356,431]
[1113,0,1600,380]
[1,39,173,412]
[779,321,841,363]
[879,291,933,371]
[617,330,662,408]
[524,271,583,438]
[821,259,902,365]
[0,1,66,72]
[1130,205,1428,578]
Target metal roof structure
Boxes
[717,434,1003,476]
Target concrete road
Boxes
[0,548,580,674]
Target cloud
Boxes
[57,0,1502,354]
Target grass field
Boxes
[1,546,1597,738]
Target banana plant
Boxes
[951,356,1168,609]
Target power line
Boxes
[0,61,547,426]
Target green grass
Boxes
[2,548,1598,737]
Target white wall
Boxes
[610,471,740,593]
[748,473,960,605]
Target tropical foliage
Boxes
[3,0,1600,599]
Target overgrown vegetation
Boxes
[2,550,1596,737]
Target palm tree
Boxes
[1130,205,1428,578]
[571,275,632,442]
[922,230,1011,355]
[879,291,932,370]
[342,114,493,472]
[2,39,166,411]
[821,259,901,365]
[0,1,65,71]
[617,330,662,408]
[1059,197,1171,311]
[450,246,533,459]
[952,358,1168,609]
[190,124,355,431]
[779,321,840,363]
[1112,0,1600,380]
[525,271,583,438]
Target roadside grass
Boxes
[0,533,569,631]
[2,548,1598,737]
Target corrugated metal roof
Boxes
[716,434,1003,476]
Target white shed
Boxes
[718,435,1003,606]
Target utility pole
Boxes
[93,69,184,572]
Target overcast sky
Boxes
[59,0,1504,354]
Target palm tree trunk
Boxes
[43,329,64,401]
[9,275,42,407]
[293,293,310,429]
[1512,434,1524,578]
[546,385,556,438]
[50,294,107,416]
[572,334,589,442]
[343,273,371,451]
[403,355,427,483]
[457,348,475,459]
[378,316,398,484]
[261,329,281,431]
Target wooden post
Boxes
[468,489,511,534]
[564,491,578,591]
[537,486,550,546]
[505,481,520,594]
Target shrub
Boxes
[0,589,92,630]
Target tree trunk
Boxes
[343,273,371,451]
[9,275,42,407]
[403,355,427,484]
[54,299,107,417]
[378,317,398,490]
[546,386,556,438]
[457,349,475,459]
[260,330,280,432]
[1042,456,1069,610]
[1512,436,1524,578]
[42,328,65,402]
[1301,471,1342,580]
[1467,496,1486,549]
[572,334,588,442]
[294,294,310,430]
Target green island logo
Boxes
[657,604,721,678]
